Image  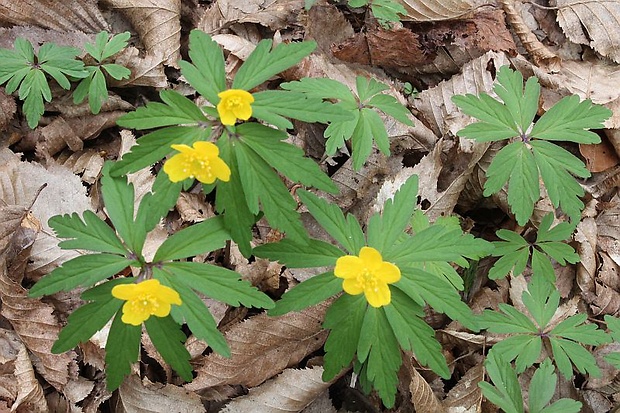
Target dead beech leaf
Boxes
[100,0,181,68]
[111,48,168,88]
[444,362,483,413]
[115,375,205,413]
[580,139,620,173]
[13,345,48,413]
[397,0,475,21]
[186,301,330,390]
[0,0,108,33]
[575,217,598,300]
[55,149,105,185]
[402,354,445,412]
[199,0,304,32]
[220,367,333,413]
[555,0,620,64]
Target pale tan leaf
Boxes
[444,363,483,413]
[555,0,620,63]
[111,48,168,88]
[13,345,48,412]
[100,0,181,67]
[115,375,205,413]
[0,0,108,33]
[300,390,337,413]
[55,149,105,185]
[176,193,214,223]
[0,26,96,51]
[414,51,510,137]
[198,0,304,32]
[404,355,445,412]
[220,367,332,413]
[186,301,330,390]
[0,205,27,257]
[576,217,598,300]
[397,0,475,21]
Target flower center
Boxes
[129,293,159,316]
[181,154,213,179]
[357,268,380,293]
[226,96,242,109]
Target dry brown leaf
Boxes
[304,3,355,54]
[0,0,108,33]
[444,362,483,412]
[198,0,304,32]
[0,88,16,133]
[176,193,214,223]
[100,0,181,67]
[555,0,620,64]
[220,367,333,413]
[55,149,105,185]
[13,345,49,412]
[580,138,620,173]
[115,375,205,413]
[186,301,330,390]
[111,48,168,88]
[575,217,598,301]
[397,0,475,21]
[402,354,445,412]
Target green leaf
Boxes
[253,238,344,268]
[605,314,620,341]
[180,30,226,104]
[134,169,182,236]
[531,95,610,143]
[86,68,108,114]
[237,122,338,193]
[280,77,356,103]
[110,126,207,177]
[29,254,134,297]
[153,216,229,262]
[105,311,142,391]
[366,175,418,252]
[488,229,529,280]
[296,189,362,253]
[452,93,518,141]
[480,304,537,334]
[369,0,407,23]
[522,267,559,328]
[549,337,600,378]
[479,350,524,413]
[268,272,342,316]
[145,315,193,382]
[100,31,130,61]
[367,93,414,126]
[484,141,539,225]
[323,294,366,380]
[324,111,359,156]
[251,90,354,127]
[528,358,583,413]
[232,39,316,91]
[493,65,540,133]
[102,63,131,80]
[235,141,308,243]
[604,352,620,369]
[384,288,449,378]
[49,211,127,255]
[51,278,130,353]
[163,261,274,309]
[350,108,375,170]
[117,89,207,130]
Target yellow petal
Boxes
[359,246,383,270]
[211,157,231,182]
[342,278,364,295]
[170,144,193,153]
[219,108,237,125]
[233,103,252,121]
[365,283,391,308]
[163,154,191,182]
[152,302,172,317]
[193,141,219,157]
[112,284,139,300]
[156,285,182,305]
[334,255,364,279]
[378,262,401,283]
[195,171,217,184]
[121,303,147,325]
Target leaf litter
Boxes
[0,0,619,411]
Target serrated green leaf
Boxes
[49,211,127,255]
[479,350,524,413]
[251,90,354,127]
[101,32,131,61]
[29,254,134,297]
[181,30,226,104]
[87,68,108,114]
[323,294,367,380]
[163,261,274,309]
[605,314,620,341]
[134,170,182,238]
[232,40,316,91]
[604,352,620,369]
[370,0,407,23]
[528,359,557,413]
[268,272,342,316]
[493,66,540,133]
[350,108,374,170]
[549,337,600,378]
[253,238,344,269]
[110,126,207,177]
[102,63,131,80]
[280,77,356,103]
[367,93,414,126]
[384,288,449,378]
[452,93,518,140]
[145,315,193,382]
[324,110,359,156]
[531,248,556,282]
[480,304,537,333]
[531,95,610,143]
[235,142,308,243]
[522,271,559,328]
[153,216,229,262]
[297,190,360,253]
[237,122,338,193]
[356,76,388,102]
[551,314,610,345]
[105,311,142,391]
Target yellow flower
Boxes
[334,246,401,308]
[112,279,182,326]
[216,89,254,125]
[163,141,231,184]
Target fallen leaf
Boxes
[0,0,108,32]
[115,375,206,413]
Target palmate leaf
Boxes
[493,65,540,132]
[180,30,226,105]
[162,261,274,309]
[49,211,127,255]
[144,315,193,382]
[280,77,356,103]
[528,358,582,413]
[479,351,523,413]
[105,311,142,391]
[232,39,316,91]
[51,278,131,353]
[153,216,229,262]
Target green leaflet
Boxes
[105,311,142,391]
[49,211,127,255]
[180,30,226,104]
[253,238,344,269]
[478,351,524,413]
[153,216,229,262]
[144,315,193,382]
[267,271,343,316]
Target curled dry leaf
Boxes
[13,345,49,413]
[402,353,445,412]
[0,0,108,33]
[55,149,105,185]
[220,367,333,413]
[198,0,304,33]
[444,362,484,413]
[186,301,331,391]
[110,47,168,88]
[115,375,206,413]
[555,0,620,64]
[100,0,181,67]
[575,217,598,299]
